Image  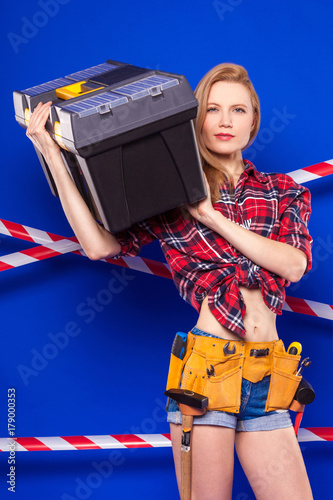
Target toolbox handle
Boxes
[55,80,103,100]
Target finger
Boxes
[27,102,52,134]
[30,101,45,120]
[31,101,52,122]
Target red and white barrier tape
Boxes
[0,218,332,320]
[0,434,172,452]
[283,296,333,321]
[0,239,81,272]
[297,428,333,442]
[0,218,171,278]
[288,159,333,184]
[1,428,332,451]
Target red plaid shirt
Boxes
[115,161,312,338]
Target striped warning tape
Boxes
[0,218,171,278]
[0,428,332,451]
[0,239,81,272]
[288,159,333,184]
[297,428,333,442]
[284,296,333,321]
[0,218,332,320]
[0,434,172,452]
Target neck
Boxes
[216,152,245,185]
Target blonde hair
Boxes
[194,63,260,202]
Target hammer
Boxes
[289,377,315,437]
[165,388,209,500]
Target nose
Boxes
[219,113,232,127]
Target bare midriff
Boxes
[195,286,279,342]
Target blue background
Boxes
[1,0,332,498]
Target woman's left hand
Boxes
[186,173,216,224]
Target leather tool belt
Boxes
[166,332,302,413]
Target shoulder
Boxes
[260,173,311,215]
[244,160,309,197]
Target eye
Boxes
[233,107,246,113]
[207,107,218,112]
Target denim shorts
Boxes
[167,327,293,432]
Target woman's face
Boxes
[202,81,255,159]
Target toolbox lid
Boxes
[111,74,179,99]
[61,74,179,118]
[62,91,128,117]
[20,62,123,98]
[14,60,198,153]
[65,62,119,82]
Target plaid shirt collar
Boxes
[241,160,270,184]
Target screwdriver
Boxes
[287,342,302,356]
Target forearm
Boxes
[47,151,121,260]
[26,101,121,260]
[202,209,307,282]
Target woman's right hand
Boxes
[26,101,61,163]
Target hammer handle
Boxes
[181,414,193,500]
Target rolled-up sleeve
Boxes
[277,177,313,274]
[113,220,157,258]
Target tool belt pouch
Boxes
[166,353,184,391]
[166,333,302,414]
[180,347,243,413]
[166,333,194,392]
[265,349,301,412]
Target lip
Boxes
[215,133,234,141]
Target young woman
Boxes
[26,63,313,499]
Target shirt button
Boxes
[192,278,197,283]
[166,254,170,259]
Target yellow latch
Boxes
[24,108,30,126]
[54,121,69,150]
[55,80,103,100]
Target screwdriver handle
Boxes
[287,342,302,356]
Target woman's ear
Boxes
[251,113,257,131]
